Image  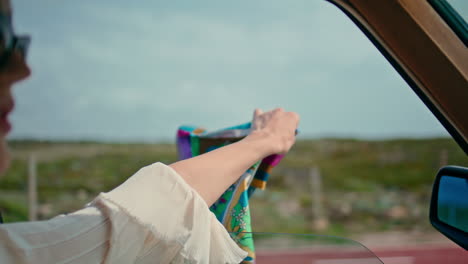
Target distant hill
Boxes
[1,138,466,236]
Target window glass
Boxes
[446,0,468,21]
[438,176,468,232]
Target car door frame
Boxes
[326,0,468,154]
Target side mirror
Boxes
[430,166,468,250]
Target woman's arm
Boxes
[0,162,248,264]
[170,108,299,206]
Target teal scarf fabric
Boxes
[176,123,286,263]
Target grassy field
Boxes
[1,138,466,238]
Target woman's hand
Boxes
[247,108,300,156]
[170,107,299,205]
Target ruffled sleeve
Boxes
[94,162,247,264]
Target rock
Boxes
[387,205,408,219]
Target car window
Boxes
[5,0,468,255]
[445,0,467,20]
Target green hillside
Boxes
[1,138,466,236]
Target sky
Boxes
[7,0,467,142]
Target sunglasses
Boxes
[0,14,30,67]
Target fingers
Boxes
[253,108,298,121]
[253,108,263,118]
[252,107,299,130]
[249,107,300,155]
[273,107,284,113]
[287,111,300,125]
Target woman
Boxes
[0,1,300,263]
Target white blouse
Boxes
[0,162,247,263]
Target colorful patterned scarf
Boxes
[176,123,286,264]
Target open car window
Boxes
[327,0,468,154]
[3,0,468,261]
